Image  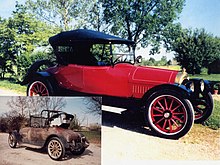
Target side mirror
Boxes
[135,55,142,63]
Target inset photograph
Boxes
[0,96,101,165]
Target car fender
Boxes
[21,60,53,85]
[140,83,191,106]
[44,134,69,148]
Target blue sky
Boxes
[0,96,101,125]
[0,0,219,37]
[179,0,220,37]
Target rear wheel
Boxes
[8,134,17,148]
[144,90,194,139]
[194,92,213,123]
[27,77,54,96]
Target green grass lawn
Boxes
[78,131,101,144]
[205,99,220,130]
[190,74,220,82]
[0,80,26,94]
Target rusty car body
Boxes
[8,110,89,160]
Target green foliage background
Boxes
[0,0,219,81]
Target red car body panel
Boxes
[47,63,178,99]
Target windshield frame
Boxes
[109,43,135,65]
[91,42,136,66]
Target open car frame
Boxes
[22,29,214,139]
[8,110,89,160]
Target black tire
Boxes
[70,146,86,155]
[8,134,17,148]
[47,137,65,161]
[143,90,194,139]
[194,92,214,123]
[27,76,55,96]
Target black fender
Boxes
[21,60,54,85]
[9,130,22,142]
[140,83,191,107]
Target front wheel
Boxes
[144,90,194,139]
[27,77,54,96]
[70,145,85,155]
[47,137,65,160]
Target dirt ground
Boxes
[0,89,25,96]
[102,110,220,164]
[0,133,101,165]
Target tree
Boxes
[164,24,220,74]
[7,96,29,117]
[7,97,67,117]
[12,2,58,81]
[26,0,91,31]
[80,0,106,31]
[83,97,102,117]
[159,56,168,66]
[41,97,67,111]
[0,2,58,81]
[100,0,185,52]
[0,17,17,79]
[69,115,85,130]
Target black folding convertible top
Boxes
[49,29,134,46]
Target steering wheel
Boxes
[113,54,125,64]
[113,54,133,65]
[32,122,40,128]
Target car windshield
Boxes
[55,43,135,66]
[90,43,135,66]
[49,112,73,127]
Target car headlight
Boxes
[175,68,188,85]
[186,81,195,92]
[200,79,205,92]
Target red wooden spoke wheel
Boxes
[28,81,49,96]
[149,95,187,134]
[27,77,54,96]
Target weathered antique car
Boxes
[8,110,89,160]
[21,29,213,139]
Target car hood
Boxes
[53,127,81,142]
[130,65,178,85]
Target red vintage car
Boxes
[22,29,213,139]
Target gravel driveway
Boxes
[0,89,25,96]
[102,110,220,164]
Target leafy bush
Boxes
[213,83,220,90]
[0,115,27,132]
[16,50,54,82]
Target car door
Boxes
[28,127,48,147]
[83,63,135,97]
